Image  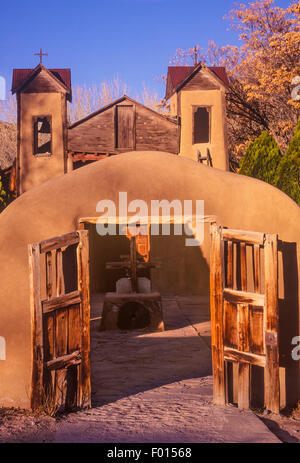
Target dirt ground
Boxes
[0,295,299,443]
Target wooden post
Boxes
[130,236,137,292]
[264,234,280,413]
[210,223,226,405]
[28,243,44,410]
[77,230,91,408]
[237,303,250,408]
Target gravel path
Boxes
[0,295,285,443]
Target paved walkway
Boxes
[0,295,280,443]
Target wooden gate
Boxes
[210,224,279,413]
[28,230,91,411]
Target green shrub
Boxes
[275,118,300,206]
[239,131,282,186]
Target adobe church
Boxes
[2,53,299,416]
[11,57,229,194]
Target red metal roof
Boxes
[11,67,71,95]
[165,65,229,99]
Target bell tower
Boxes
[165,63,229,171]
[12,52,72,195]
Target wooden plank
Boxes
[77,230,91,408]
[224,347,265,368]
[28,243,44,410]
[237,303,250,409]
[40,232,80,253]
[210,223,225,405]
[240,243,247,292]
[55,248,64,296]
[68,305,81,352]
[232,362,239,404]
[249,308,264,355]
[55,309,68,358]
[226,241,233,288]
[223,288,264,306]
[46,350,81,370]
[253,244,260,293]
[223,300,237,349]
[222,229,265,246]
[42,290,81,313]
[264,233,279,413]
[238,363,250,409]
[45,251,52,299]
[43,313,55,362]
[117,105,134,149]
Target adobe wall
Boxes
[0,151,299,408]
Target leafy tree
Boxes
[0,174,9,213]
[239,131,282,184]
[169,0,300,165]
[275,117,300,204]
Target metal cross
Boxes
[34,48,48,64]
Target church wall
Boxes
[68,101,179,155]
[68,107,115,153]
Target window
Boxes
[193,106,210,144]
[33,116,52,155]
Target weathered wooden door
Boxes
[28,230,91,412]
[210,224,279,413]
[116,105,135,149]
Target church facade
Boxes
[12,61,229,195]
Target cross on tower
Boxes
[34,48,48,64]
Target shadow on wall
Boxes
[278,241,299,408]
[87,223,210,297]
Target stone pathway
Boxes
[0,295,282,443]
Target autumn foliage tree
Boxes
[169,0,300,166]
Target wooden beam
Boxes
[40,232,80,253]
[223,288,264,306]
[237,303,250,409]
[77,230,91,408]
[28,243,44,410]
[42,290,81,313]
[264,233,280,413]
[224,347,265,368]
[210,223,226,405]
[46,350,81,370]
[222,229,265,246]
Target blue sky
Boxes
[0,0,294,100]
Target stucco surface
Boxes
[0,151,299,408]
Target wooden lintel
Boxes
[70,153,109,162]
